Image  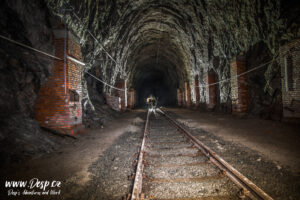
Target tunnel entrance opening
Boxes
[136,71,176,107]
[126,39,188,109]
[133,66,178,108]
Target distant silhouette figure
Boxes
[146,95,157,110]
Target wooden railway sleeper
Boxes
[123,193,131,200]
[128,173,135,180]
[132,159,138,167]
[219,169,227,177]
[140,193,145,200]
[238,188,250,199]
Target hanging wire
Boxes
[195,54,278,89]
[1,31,288,94]
[0,33,284,93]
[0,35,62,60]
[63,2,127,77]
[0,34,126,92]
[85,71,126,91]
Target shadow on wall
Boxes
[245,41,282,120]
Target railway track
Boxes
[130,109,273,200]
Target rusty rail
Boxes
[157,108,273,200]
[131,109,150,200]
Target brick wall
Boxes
[194,75,200,106]
[177,89,183,106]
[206,70,217,110]
[280,39,300,118]
[105,93,121,111]
[184,82,192,107]
[198,69,207,108]
[35,30,82,133]
[116,80,126,111]
[230,56,249,114]
[127,88,135,109]
[67,39,82,126]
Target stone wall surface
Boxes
[46,0,299,114]
[0,0,58,165]
[105,93,121,112]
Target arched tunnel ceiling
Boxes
[47,0,299,97]
[117,3,194,89]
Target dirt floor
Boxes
[142,113,241,199]
[0,110,145,200]
[1,108,300,200]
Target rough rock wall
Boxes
[47,0,299,115]
[0,0,298,164]
[0,0,59,165]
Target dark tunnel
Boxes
[133,66,178,107]
[1,1,300,199]
[127,38,187,108]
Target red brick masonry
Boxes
[177,89,183,106]
[35,31,82,133]
[206,71,217,110]
[230,57,249,114]
[184,82,192,107]
[280,39,300,118]
[194,75,200,106]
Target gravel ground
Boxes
[142,113,242,199]
[146,154,208,166]
[57,114,146,200]
[145,165,219,179]
[143,180,240,199]
[165,110,300,200]
[11,109,296,200]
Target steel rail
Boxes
[131,109,150,200]
[157,108,273,200]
